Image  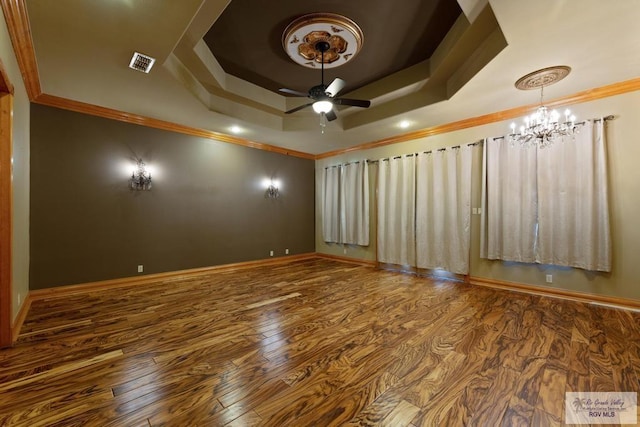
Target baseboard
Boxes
[29,253,317,302]
[12,292,31,342]
[314,252,377,267]
[377,263,466,283]
[468,276,640,311]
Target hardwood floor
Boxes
[1,258,639,426]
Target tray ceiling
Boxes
[203,0,462,95]
[22,0,640,155]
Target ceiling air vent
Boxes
[128,52,155,73]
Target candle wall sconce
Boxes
[130,159,152,191]
[263,178,280,199]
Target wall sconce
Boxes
[130,159,152,191]
[263,179,280,199]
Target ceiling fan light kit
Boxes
[313,100,333,114]
[280,13,371,127]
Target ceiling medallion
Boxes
[282,13,363,69]
[514,65,571,90]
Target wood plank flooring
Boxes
[1,258,639,426]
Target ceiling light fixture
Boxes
[399,120,411,129]
[312,100,333,114]
[509,66,577,148]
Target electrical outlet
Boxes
[138,265,144,273]
[269,250,274,257]
[285,248,289,255]
[343,248,347,254]
[546,274,552,283]
[472,208,478,215]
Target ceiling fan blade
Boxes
[325,78,346,97]
[279,88,309,98]
[325,109,337,122]
[285,102,314,114]
[333,98,371,108]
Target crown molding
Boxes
[1,0,314,159]
[4,0,640,161]
[34,94,315,159]
[316,76,640,159]
[0,0,40,99]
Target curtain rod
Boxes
[324,160,364,169]
[493,114,615,141]
[327,114,615,168]
[367,140,483,164]
[577,114,615,125]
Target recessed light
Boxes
[230,125,242,134]
[399,120,411,129]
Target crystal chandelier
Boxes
[509,66,577,148]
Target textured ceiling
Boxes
[203,0,462,95]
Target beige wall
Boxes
[316,90,640,301]
[0,10,30,321]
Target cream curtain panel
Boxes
[377,147,474,273]
[340,161,370,245]
[481,120,611,272]
[536,120,611,271]
[481,137,538,262]
[377,155,416,266]
[416,146,472,274]
[322,162,370,245]
[322,166,341,243]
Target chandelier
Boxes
[509,66,577,148]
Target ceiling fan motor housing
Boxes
[309,84,328,99]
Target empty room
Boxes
[1,0,639,425]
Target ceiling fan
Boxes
[279,41,371,122]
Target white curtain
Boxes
[322,166,340,243]
[416,146,472,274]
[481,120,611,272]
[536,120,611,271]
[481,137,538,262]
[340,161,369,245]
[377,155,416,266]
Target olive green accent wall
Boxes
[316,90,640,301]
[30,104,314,290]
